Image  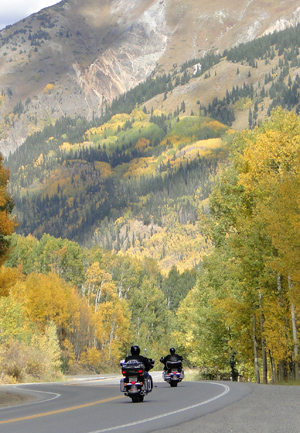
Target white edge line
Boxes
[89,382,230,433]
[0,388,61,410]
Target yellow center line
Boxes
[0,395,124,425]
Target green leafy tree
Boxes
[128,275,174,360]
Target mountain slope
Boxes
[7,108,230,273]
[7,20,300,273]
[1,0,300,155]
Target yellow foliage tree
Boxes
[13,272,81,339]
[0,293,28,342]
[236,108,300,377]
[205,108,300,381]
[93,278,132,367]
[0,266,21,298]
[43,83,55,94]
[85,262,112,311]
[95,298,132,368]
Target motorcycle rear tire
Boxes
[170,381,178,387]
[131,393,144,402]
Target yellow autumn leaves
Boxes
[0,263,132,382]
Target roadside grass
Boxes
[272,379,300,386]
[183,368,200,381]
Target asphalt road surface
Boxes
[0,372,299,433]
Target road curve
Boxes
[0,374,267,433]
[152,381,300,433]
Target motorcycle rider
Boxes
[124,345,154,390]
[160,347,183,372]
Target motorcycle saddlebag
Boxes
[166,360,182,370]
[122,361,145,375]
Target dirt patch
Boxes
[0,390,35,407]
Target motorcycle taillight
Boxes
[138,369,143,373]
[122,371,126,375]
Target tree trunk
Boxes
[259,292,267,383]
[288,275,299,380]
[108,320,116,362]
[253,313,260,383]
[260,313,268,383]
[278,360,287,382]
[269,351,276,383]
[277,274,292,381]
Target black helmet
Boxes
[131,345,140,356]
[170,347,176,355]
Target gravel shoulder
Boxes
[0,388,35,407]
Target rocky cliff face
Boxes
[74,0,170,110]
[0,0,300,155]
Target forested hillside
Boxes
[6,108,230,274]
[7,22,300,274]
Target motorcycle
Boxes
[120,359,154,402]
[162,360,184,387]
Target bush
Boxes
[0,323,63,383]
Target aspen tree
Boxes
[237,108,300,379]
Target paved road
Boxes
[0,373,299,433]
[152,381,300,433]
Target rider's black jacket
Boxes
[160,354,183,369]
[124,354,154,371]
